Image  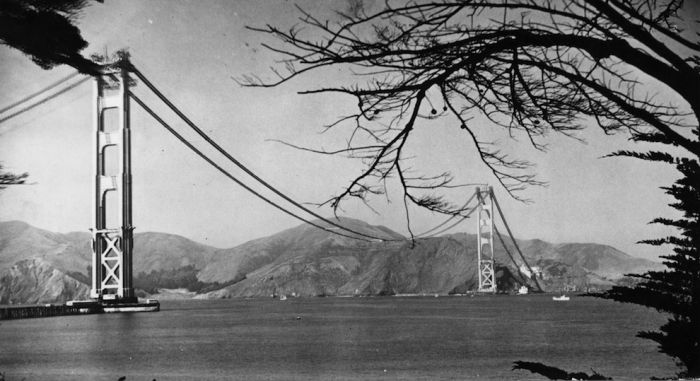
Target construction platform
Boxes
[0,298,159,320]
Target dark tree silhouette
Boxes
[512,361,611,380]
[0,164,27,190]
[0,0,101,75]
[245,0,700,376]
[599,144,700,377]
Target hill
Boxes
[0,219,664,304]
[0,220,220,303]
[200,224,662,299]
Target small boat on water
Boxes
[552,295,570,301]
[517,286,529,295]
[280,295,287,301]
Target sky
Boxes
[0,0,692,261]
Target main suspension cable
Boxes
[490,189,543,292]
[0,76,90,125]
[418,203,480,238]
[130,92,374,243]
[414,191,477,238]
[0,71,81,115]
[493,225,531,285]
[129,64,398,242]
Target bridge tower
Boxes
[89,59,136,302]
[476,186,496,293]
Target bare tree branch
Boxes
[242,0,700,231]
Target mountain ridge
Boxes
[0,219,664,304]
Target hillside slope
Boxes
[0,258,90,304]
[0,219,664,303]
[0,221,219,303]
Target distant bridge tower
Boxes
[89,58,136,302]
[476,186,496,293]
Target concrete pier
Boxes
[0,299,159,320]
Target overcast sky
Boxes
[0,0,692,261]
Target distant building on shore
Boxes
[519,265,543,279]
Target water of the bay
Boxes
[0,295,678,380]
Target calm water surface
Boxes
[0,295,677,380]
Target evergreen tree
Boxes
[600,130,700,377]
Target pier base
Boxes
[0,298,159,320]
[101,298,160,313]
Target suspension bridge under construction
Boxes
[0,56,542,316]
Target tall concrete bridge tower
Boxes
[89,58,136,303]
[476,186,496,293]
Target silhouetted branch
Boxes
[243,0,700,232]
[513,361,612,380]
[0,165,27,190]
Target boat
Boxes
[279,295,287,301]
[552,295,570,301]
[517,286,529,295]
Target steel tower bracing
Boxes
[476,186,496,293]
[90,60,136,302]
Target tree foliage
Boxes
[246,0,700,376]
[0,0,101,75]
[600,139,700,377]
[244,0,699,222]
[0,164,27,190]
